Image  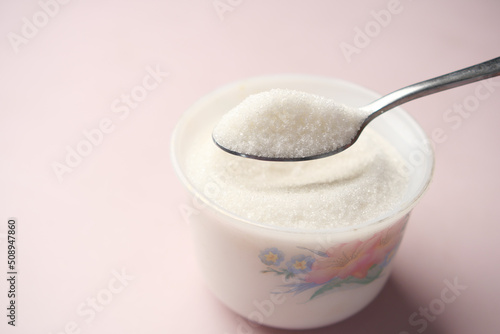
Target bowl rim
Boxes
[170,74,435,235]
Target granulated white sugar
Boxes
[187,114,409,230]
[212,89,369,159]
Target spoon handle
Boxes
[360,56,500,120]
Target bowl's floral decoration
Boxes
[259,215,409,301]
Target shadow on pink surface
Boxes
[263,276,449,334]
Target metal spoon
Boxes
[213,56,500,161]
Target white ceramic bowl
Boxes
[171,75,434,329]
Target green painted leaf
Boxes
[309,278,345,300]
[309,265,385,301]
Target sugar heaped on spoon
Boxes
[213,57,500,161]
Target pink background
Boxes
[1,0,499,333]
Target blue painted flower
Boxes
[259,248,285,266]
[286,254,315,274]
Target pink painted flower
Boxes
[305,237,379,284]
[305,217,407,285]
